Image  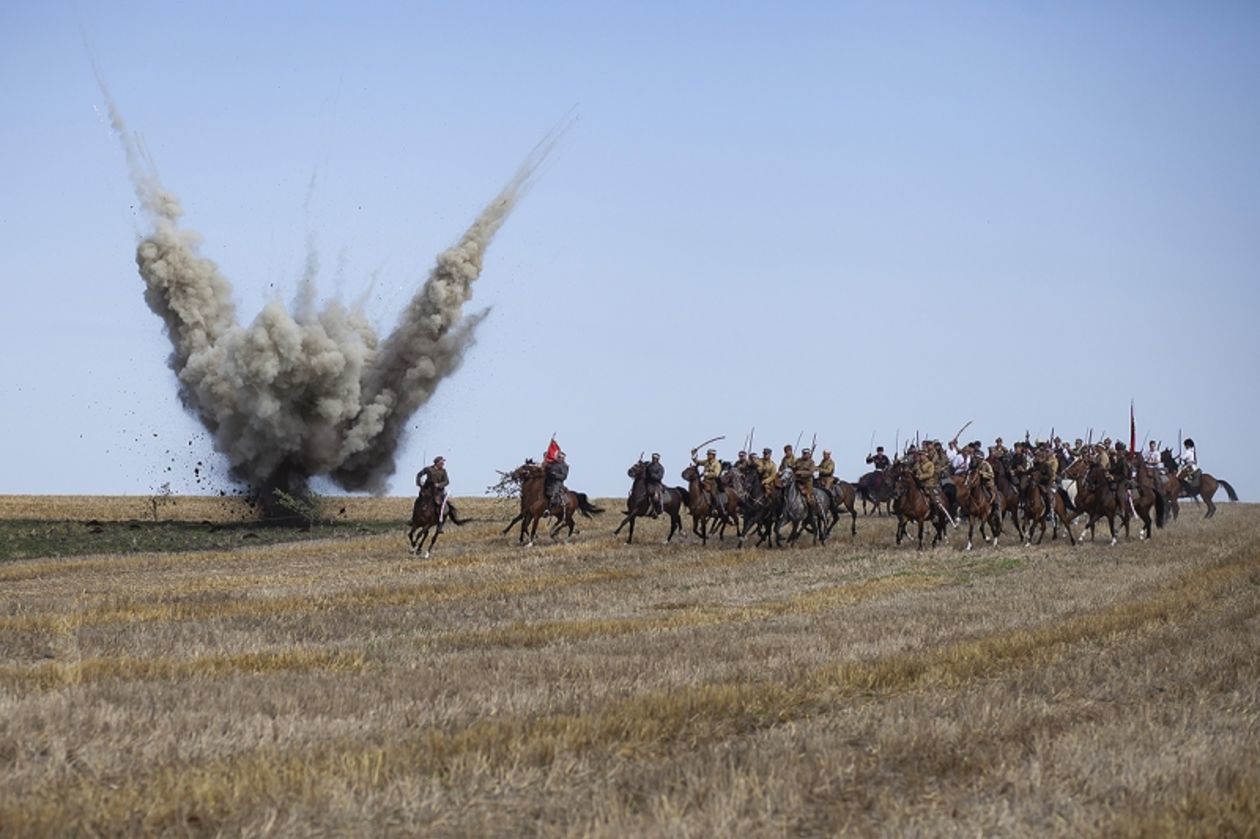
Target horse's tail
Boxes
[1218,479,1239,502]
[677,485,692,506]
[1154,488,1166,528]
[576,493,604,517]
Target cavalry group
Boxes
[405,434,1237,557]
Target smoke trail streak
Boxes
[103,85,569,506]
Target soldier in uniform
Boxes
[991,437,1009,459]
[794,448,820,515]
[544,451,570,517]
[644,453,666,517]
[817,449,836,490]
[912,448,941,509]
[1034,442,1059,518]
[692,447,722,508]
[969,451,998,512]
[930,441,950,482]
[756,447,778,494]
[416,456,465,525]
[866,446,891,471]
[779,444,796,472]
[1109,443,1133,494]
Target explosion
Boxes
[104,89,562,513]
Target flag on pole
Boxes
[1134,398,1144,450]
[543,437,561,463]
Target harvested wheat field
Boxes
[1,495,1257,836]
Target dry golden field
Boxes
[1,494,1257,836]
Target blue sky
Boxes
[1,1,1257,500]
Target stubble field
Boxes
[1,494,1257,836]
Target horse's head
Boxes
[1161,449,1177,471]
[511,462,544,483]
[680,464,699,482]
[720,467,743,492]
[627,461,646,479]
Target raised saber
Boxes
[950,420,973,445]
[690,435,725,456]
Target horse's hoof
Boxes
[1110,538,1117,546]
[421,550,430,559]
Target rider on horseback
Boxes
[544,451,570,517]
[969,451,998,513]
[644,453,665,517]
[866,446,891,471]
[1034,442,1058,519]
[692,448,722,509]
[794,448,821,516]
[1178,438,1200,487]
[756,447,777,494]
[416,456,465,526]
[912,448,941,508]
[817,449,836,490]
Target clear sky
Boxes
[2,1,1257,501]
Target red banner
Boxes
[543,438,561,463]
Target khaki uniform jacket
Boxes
[913,458,937,485]
[817,457,836,487]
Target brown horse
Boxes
[857,469,895,515]
[612,460,686,544]
[1020,479,1076,547]
[891,465,948,550]
[407,485,458,558]
[500,462,604,546]
[680,464,718,544]
[822,479,859,537]
[1075,464,1122,546]
[1160,450,1238,518]
[957,471,1001,550]
[989,456,1024,541]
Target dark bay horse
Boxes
[501,462,604,546]
[680,464,719,544]
[736,474,780,549]
[1160,449,1238,518]
[1020,479,1075,547]
[1075,464,1122,546]
[957,472,1001,550]
[823,480,858,537]
[407,486,463,558]
[989,456,1024,541]
[891,465,948,550]
[857,469,895,515]
[613,460,686,544]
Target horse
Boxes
[989,455,1024,541]
[709,465,746,541]
[1020,477,1076,547]
[407,486,463,558]
[500,461,604,546]
[856,469,895,515]
[680,464,719,544]
[1160,449,1238,518]
[890,464,948,550]
[1126,457,1168,538]
[1074,464,1122,546]
[612,460,686,544]
[774,468,827,547]
[735,472,780,548]
[822,479,858,538]
[956,471,1002,550]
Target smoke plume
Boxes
[104,90,563,507]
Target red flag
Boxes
[1134,398,1144,450]
[543,438,561,463]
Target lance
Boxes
[690,435,725,456]
[950,420,973,446]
